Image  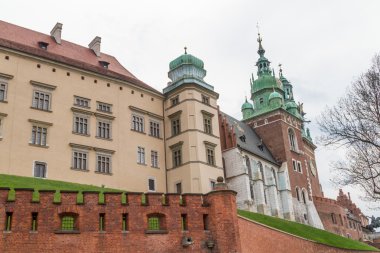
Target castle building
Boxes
[0,20,222,194]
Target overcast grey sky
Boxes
[2,0,380,218]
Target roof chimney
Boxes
[89,36,101,57]
[50,22,63,44]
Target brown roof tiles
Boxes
[0,20,161,94]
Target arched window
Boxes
[246,156,254,200]
[301,189,307,204]
[258,162,265,184]
[288,128,297,151]
[245,156,252,179]
[271,168,277,186]
[295,187,300,201]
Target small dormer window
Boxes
[99,61,110,69]
[239,135,246,142]
[38,41,49,50]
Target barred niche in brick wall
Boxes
[0,187,241,253]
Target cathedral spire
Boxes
[255,31,271,76]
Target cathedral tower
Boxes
[242,34,323,227]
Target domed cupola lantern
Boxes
[241,97,254,120]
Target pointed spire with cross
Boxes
[184,46,187,55]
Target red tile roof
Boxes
[0,20,161,94]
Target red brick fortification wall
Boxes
[238,217,377,253]
[0,186,241,253]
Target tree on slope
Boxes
[318,54,380,202]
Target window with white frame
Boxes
[148,178,156,192]
[0,114,6,139]
[132,114,144,132]
[73,114,89,135]
[297,161,302,173]
[97,119,111,139]
[32,90,51,111]
[97,102,112,113]
[96,153,111,174]
[31,125,48,146]
[149,121,160,138]
[34,161,47,178]
[74,96,90,108]
[151,150,158,168]
[292,160,297,171]
[137,147,145,164]
[0,81,7,102]
[72,149,88,171]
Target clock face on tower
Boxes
[309,160,317,176]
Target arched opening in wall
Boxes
[59,213,78,232]
[301,189,307,204]
[288,128,297,151]
[147,213,166,232]
[295,187,300,202]
[258,161,265,184]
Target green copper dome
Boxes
[285,100,298,110]
[169,53,204,71]
[252,75,281,93]
[241,100,254,110]
[269,90,282,101]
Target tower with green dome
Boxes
[163,48,224,194]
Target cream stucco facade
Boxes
[0,21,223,194]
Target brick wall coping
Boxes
[237,216,377,252]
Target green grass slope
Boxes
[0,174,121,192]
[238,210,378,251]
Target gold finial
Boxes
[184,46,187,54]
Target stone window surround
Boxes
[30,80,56,112]
[96,117,112,140]
[97,101,113,114]
[0,73,13,103]
[170,141,184,168]
[28,119,53,148]
[0,112,8,140]
[204,141,217,166]
[74,95,91,109]
[33,160,47,178]
[148,177,156,192]
[71,148,89,171]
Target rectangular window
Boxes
[181,214,188,231]
[34,161,46,178]
[203,115,212,134]
[151,150,158,168]
[5,212,12,231]
[148,217,160,230]
[0,117,4,139]
[173,148,182,167]
[176,182,182,194]
[132,115,144,132]
[206,147,215,166]
[74,96,90,108]
[99,213,105,231]
[31,212,38,231]
[171,117,180,136]
[203,214,209,230]
[97,120,111,139]
[122,213,128,231]
[149,121,160,138]
[148,178,156,192]
[0,82,7,101]
[297,161,302,173]
[32,90,51,111]
[61,215,75,231]
[96,154,111,174]
[292,160,297,171]
[210,180,216,190]
[97,102,112,113]
[202,95,210,105]
[73,115,89,135]
[171,96,179,106]
[137,147,145,164]
[72,150,88,170]
[31,126,47,146]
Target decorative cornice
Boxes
[167,110,182,119]
[0,72,13,80]
[30,80,57,90]
[28,119,53,126]
[129,106,163,120]
[71,107,93,115]
[169,141,184,150]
